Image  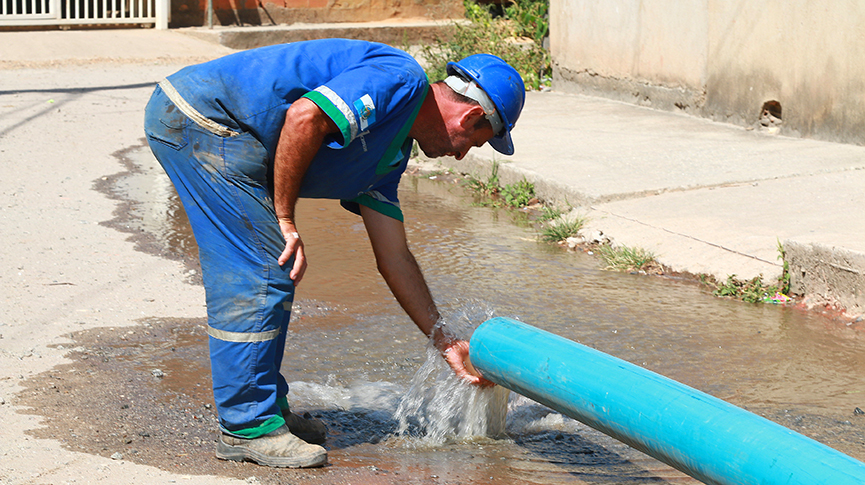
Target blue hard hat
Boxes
[447,53,526,155]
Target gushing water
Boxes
[289,301,514,445]
[393,345,510,443]
[391,301,510,443]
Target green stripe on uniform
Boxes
[348,193,404,222]
[376,83,429,175]
[230,414,286,439]
[303,90,353,148]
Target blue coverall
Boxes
[143,39,429,436]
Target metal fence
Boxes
[0,0,168,28]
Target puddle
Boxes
[19,143,865,484]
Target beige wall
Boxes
[551,0,865,145]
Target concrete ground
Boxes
[1,26,863,484]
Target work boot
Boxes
[216,425,327,468]
[283,408,327,445]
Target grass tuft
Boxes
[541,215,586,243]
[704,242,793,304]
[598,245,658,273]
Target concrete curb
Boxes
[176,19,460,50]
[786,242,865,318]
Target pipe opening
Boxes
[760,100,782,124]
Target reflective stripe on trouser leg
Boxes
[144,86,293,433]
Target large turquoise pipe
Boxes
[468,317,865,485]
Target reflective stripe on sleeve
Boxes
[310,85,358,143]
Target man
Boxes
[144,38,525,469]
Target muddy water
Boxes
[25,145,865,484]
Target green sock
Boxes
[276,396,290,412]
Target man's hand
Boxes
[277,218,307,285]
[441,340,494,387]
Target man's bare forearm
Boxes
[360,206,445,340]
[273,98,337,223]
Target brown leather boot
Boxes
[216,425,327,468]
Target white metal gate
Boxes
[0,0,168,28]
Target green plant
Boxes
[464,164,538,209]
[710,242,793,303]
[500,178,535,208]
[465,161,501,199]
[598,245,657,273]
[777,239,791,295]
[420,0,551,90]
[712,275,738,298]
[713,275,776,303]
[537,206,562,222]
[504,0,549,46]
[541,215,586,243]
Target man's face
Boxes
[418,108,495,161]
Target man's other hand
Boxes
[278,218,307,285]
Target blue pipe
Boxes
[468,317,865,485]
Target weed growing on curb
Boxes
[541,215,586,243]
[777,238,791,295]
[537,206,563,222]
[500,179,535,208]
[464,164,539,209]
[598,245,658,273]
[705,241,793,303]
[712,275,776,303]
[466,162,501,201]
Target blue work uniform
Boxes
[143,39,429,436]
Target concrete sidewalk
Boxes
[2,27,861,317]
[442,91,865,317]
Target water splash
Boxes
[393,301,511,444]
[286,301,576,447]
[393,345,510,443]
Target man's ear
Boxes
[459,104,487,127]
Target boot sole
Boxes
[215,440,327,468]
